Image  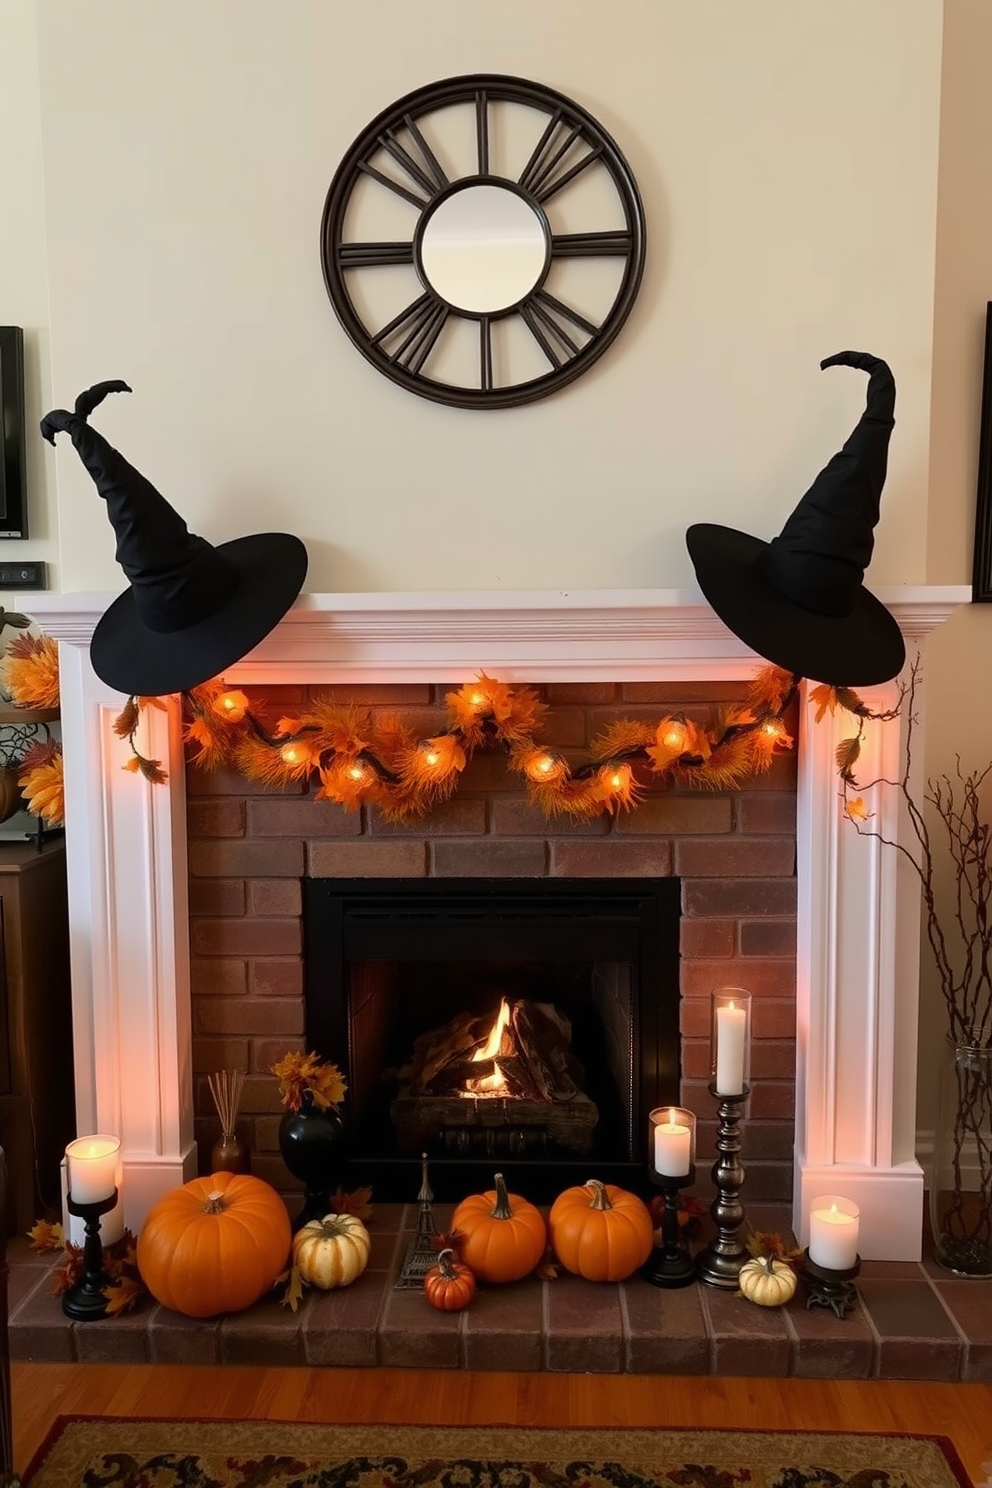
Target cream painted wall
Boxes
[27,0,942,597]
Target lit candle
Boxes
[715,1001,747,1094]
[653,1109,692,1177]
[65,1135,121,1205]
[808,1196,860,1270]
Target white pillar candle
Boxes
[653,1111,692,1177]
[808,1198,860,1270]
[65,1134,121,1205]
[715,1001,747,1094]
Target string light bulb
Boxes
[521,748,567,785]
[213,689,248,724]
[280,742,308,767]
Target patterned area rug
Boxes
[21,1419,972,1488]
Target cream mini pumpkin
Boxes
[292,1212,371,1289]
[738,1253,798,1307]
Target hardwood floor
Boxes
[12,1364,992,1485]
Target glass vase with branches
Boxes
[838,658,992,1275]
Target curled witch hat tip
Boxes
[40,380,132,444]
[40,379,308,697]
[684,350,905,688]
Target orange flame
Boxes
[466,998,511,1094]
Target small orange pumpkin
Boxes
[424,1247,477,1311]
[451,1172,547,1284]
[137,1171,291,1318]
[548,1178,654,1282]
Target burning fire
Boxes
[465,998,510,1095]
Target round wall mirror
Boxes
[320,75,647,409]
[418,184,550,315]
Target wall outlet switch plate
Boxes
[0,561,47,589]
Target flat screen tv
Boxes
[0,326,28,539]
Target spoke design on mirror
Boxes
[480,318,493,393]
[519,291,597,369]
[321,75,646,407]
[338,242,415,269]
[519,114,604,204]
[475,89,489,176]
[371,294,449,374]
[551,231,633,259]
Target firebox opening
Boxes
[303,878,681,1202]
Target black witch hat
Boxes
[685,350,905,687]
[41,380,308,696]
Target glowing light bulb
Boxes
[214,689,248,723]
[423,748,440,768]
[536,755,555,775]
[660,720,687,751]
[281,743,306,766]
[347,763,367,783]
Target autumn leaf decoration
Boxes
[270,1050,348,1113]
[746,1228,804,1270]
[30,1220,148,1314]
[113,694,169,784]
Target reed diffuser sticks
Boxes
[207,1068,250,1174]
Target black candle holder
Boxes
[643,1165,696,1287]
[801,1248,861,1320]
[62,1189,118,1321]
[695,1085,749,1289]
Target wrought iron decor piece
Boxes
[320,75,646,409]
[972,302,992,601]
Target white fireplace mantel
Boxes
[25,585,970,1260]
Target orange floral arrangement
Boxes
[0,630,60,709]
[271,1050,348,1113]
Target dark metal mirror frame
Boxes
[320,74,647,410]
[972,302,992,601]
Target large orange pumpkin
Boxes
[548,1178,654,1281]
[137,1171,291,1317]
[451,1172,547,1284]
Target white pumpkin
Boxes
[738,1253,798,1307]
[292,1212,371,1290]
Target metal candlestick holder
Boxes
[643,1166,696,1288]
[62,1188,118,1320]
[695,1085,749,1289]
[801,1249,861,1319]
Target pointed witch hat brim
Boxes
[685,351,905,687]
[41,381,308,696]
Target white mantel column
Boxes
[54,627,197,1232]
[794,674,925,1260]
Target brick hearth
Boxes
[185,679,799,1209]
[8,1203,992,1380]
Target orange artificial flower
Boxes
[0,632,60,709]
[17,740,65,826]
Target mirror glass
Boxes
[419,184,548,315]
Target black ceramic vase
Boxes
[278,1091,346,1231]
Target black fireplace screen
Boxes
[303,877,681,1202]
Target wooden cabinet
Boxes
[0,840,74,1236]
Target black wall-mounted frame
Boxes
[972,302,992,601]
[0,327,28,539]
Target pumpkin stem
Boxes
[584,1179,612,1211]
[202,1190,227,1214]
[437,1247,458,1278]
[490,1172,513,1220]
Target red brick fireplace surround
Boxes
[185,678,800,1207]
[25,587,968,1267]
